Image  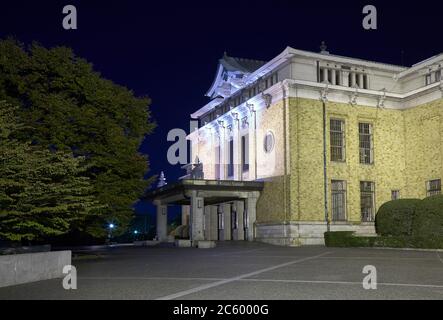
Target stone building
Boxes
[148,46,443,246]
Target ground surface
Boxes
[1,242,443,300]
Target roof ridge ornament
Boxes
[320,41,330,54]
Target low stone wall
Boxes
[256,221,376,246]
[0,245,51,255]
[0,251,71,288]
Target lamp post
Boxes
[108,223,115,243]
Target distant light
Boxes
[109,223,115,229]
[133,230,139,235]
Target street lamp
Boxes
[108,223,116,243]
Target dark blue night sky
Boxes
[1,0,441,218]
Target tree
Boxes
[0,101,102,241]
[0,39,155,237]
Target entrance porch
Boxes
[144,180,263,243]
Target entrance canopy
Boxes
[144,179,264,242]
[144,179,264,206]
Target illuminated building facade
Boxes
[152,46,443,246]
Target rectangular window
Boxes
[391,190,400,200]
[426,179,441,197]
[331,180,347,221]
[355,74,361,88]
[327,69,333,83]
[360,181,375,222]
[227,138,234,178]
[319,68,325,83]
[359,122,374,164]
[241,134,249,173]
[363,75,368,89]
[335,71,341,86]
[215,146,221,180]
[330,119,346,162]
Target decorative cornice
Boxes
[262,93,273,108]
[246,103,255,115]
[377,88,387,108]
[320,84,329,103]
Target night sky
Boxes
[1,0,441,217]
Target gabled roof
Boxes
[206,52,267,98]
[220,53,267,73]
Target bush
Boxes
[375,199,421,236]
[324,232,443,249]
[412,195,443,237]
[324,232,376,247]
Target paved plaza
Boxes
[1,242,443,300]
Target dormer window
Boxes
[435,69,441,82]
[425,68,441,86]
[425,73,432,85]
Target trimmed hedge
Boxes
[375,199,421,236]
[412,195,443,238]
[324,232,443,249]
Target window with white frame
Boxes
[227,138,234,178]
[215,145,221,180]
[359,122,374,164]
[330,119,345,162]
[360,181,375,222]
[391,190,400,200]
[331,180,347,221]
[426,179,441,197]
[241,134,249,173]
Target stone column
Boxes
[233,117,241,181]
[181,205,190,226]
[322,68,328,83]
[236,200,245,241]
[154,200,168,242]
[209,205,218,241]
[190,191,205,242]
[245,193,259,242]
[342,71,349,87]
[223,203,232,241]
[204,206,211,240]
[331,69,336,85]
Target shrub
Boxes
[324,232,443,249]
[324,232,376,247]
[375,199,421,236]
[412,195,443,237]
[324,231,354,247]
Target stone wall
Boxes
[0,251,71,288]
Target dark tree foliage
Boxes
[0,101,103,241]
[0,39,155,238]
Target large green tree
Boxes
[0,39,155,238]
[0,101,102,241]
